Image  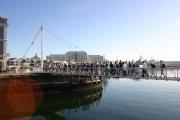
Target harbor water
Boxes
[0,78,180,120]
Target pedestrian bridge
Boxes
[41,67,180,81]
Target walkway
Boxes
[43,67,180,81]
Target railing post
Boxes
[177,68,178,78]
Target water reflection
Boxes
[0,79,103,120]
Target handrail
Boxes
[40,66,180,80]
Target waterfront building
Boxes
[31,53,40,66]
[46,52,104,63]
[46,54,66,62]
[88,55,104,63]
[0,16,9,71]
[31,53,40,62]
[66,51,87,63]
[7,58,19,66]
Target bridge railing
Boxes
[43,67,180,80]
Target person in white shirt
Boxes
[123,62,127,69]
[143,62,147,69]
[122,62,127,76]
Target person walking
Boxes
[142,61,148,77]
[123,62,127,76]
[160,60,166,78]
[150,62,156,77]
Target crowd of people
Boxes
[43,60,166,78]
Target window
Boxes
[0,41,3,56]
[0,27,4,39]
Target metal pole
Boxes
[177,68,178,78]
[40,26,44,72]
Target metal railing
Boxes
[42,66,180,80]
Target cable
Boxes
[45,28,84,51]
[23,28,41,58]
[22,26,87,59]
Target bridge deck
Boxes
[2,67,180,81]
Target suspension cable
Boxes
[23,28,41,58]
[45,28,84,51]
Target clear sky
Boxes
[0,0,180,61]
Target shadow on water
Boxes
[0,78,104,120]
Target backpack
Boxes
[151,64,156,68]
[162,63,165,68]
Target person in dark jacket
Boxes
[160,60,166,78]
[150,63,156,77]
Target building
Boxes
[31,53,40,62]
[46,52,104,63]
[88,55,104,63]
[31,53,40,66]
[46,54,66,61]
[66,51,87,63]
[0,16,9,71]
[7,58,20,66]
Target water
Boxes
[1,78,180,120]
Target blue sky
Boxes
[0,0,180,61]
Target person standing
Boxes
[150,62,156,77]
[142,61,148,77]
[160,61,166,78]
[123,62,127,76]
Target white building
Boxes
[66,51,87,63]
[46,54,66,61]
[88,55,104,63]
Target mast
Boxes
[40,25,44,71]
